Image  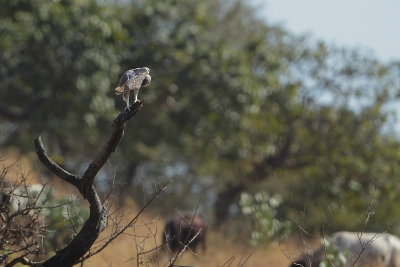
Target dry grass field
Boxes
[1,148,311,267]
[80,202,304,267]
[79,207,305,267]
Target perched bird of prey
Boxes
[115,67,151,108]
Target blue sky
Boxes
[255,0,400,63]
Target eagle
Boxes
[115,67,151,108]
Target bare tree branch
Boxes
[31,101,144,266]
[34,137,81,189]
[82,101,144,184]
[79,183,167,262]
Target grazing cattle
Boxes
[0,184,47,214]
[162,214,207,254]
[290,231,400,267]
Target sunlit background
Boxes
[1,0,400,266]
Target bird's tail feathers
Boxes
[115,86,124,95]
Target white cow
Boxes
[290,231,400,267]
[0,184,48,213]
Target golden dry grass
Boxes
[1,148,41,184]
[0,147,81,196]
[81,217,309,267]
[81,205,301,267]
[1,148,308,267]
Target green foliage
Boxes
[44,194,89,252]
[240,192,291,246]
[27,187,89,252]
[319,239,348,267]
[1,0,400,236]
[5,183,88,252]
[0,0,123,155]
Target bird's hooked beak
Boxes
[141,75,151,87]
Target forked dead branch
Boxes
[31,101,144,266]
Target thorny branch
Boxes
[79,184,167,262]
[30,101,144,266]
[0,162,49,266]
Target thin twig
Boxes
[168,201,202,267]
[80,184,167,262]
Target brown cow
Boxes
[162,214,207,254]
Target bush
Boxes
[240,191,291,246]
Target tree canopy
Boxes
[1,0,400,239]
